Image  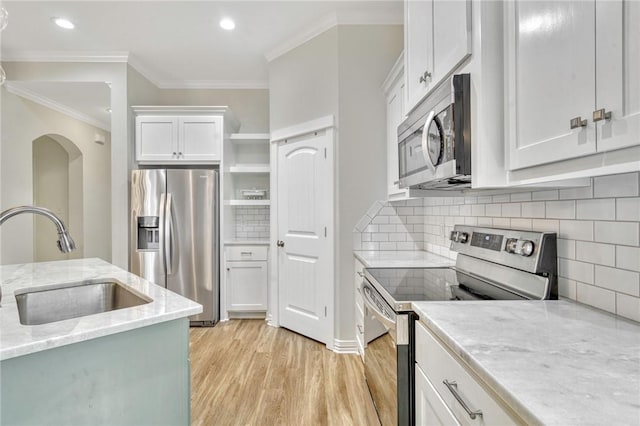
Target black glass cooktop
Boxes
[365,267,528,303]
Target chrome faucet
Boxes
[0,206,77,305]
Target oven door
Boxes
[361,280,413,426]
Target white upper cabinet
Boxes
[595,0,640,153]
[506,0,639,173]
[133,106,237,165]
[405,0,472,113]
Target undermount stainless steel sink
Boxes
[15,279,152,325]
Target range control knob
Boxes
[450,231,459,242]
[520,240,535,257]
[458,232,469,244]
[505,238,518,254]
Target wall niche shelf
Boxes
[225,200,271,206]
[228,164,271,173]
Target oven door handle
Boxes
[420,110,437,174]
[361,282,396,330]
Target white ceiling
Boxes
[1,1,403,88]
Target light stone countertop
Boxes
[0,258,202,361]
[413,300,640,425]
[354,250,455,268]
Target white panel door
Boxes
[136,116,178,162]
[507,1,597,170]
[178,116,222,162]
[226,261,268,312]
[405,0,434,111]
[277,131,332,345]
[432,0,472,86]
[595,0,640,152]
[415,365,460,426]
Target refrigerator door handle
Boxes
[165,193,173,276]
[158,192,167,277]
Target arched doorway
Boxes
[32,134,84,261]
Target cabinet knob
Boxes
[569,116,588,129]
[277,240,285,248]
[226,267,230,271]
[178,152,183,156]
[593,109,612,122]
[419,70,432,84]
[173,152,177,156]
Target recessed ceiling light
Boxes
[219,18,235,30]
[52,17,75,30]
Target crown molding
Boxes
[154,80,269,90]
[4,81,110,132]
[265,9,402,62]
[265,12,337,62]
[0,50,130,63]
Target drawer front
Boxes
[415,321,519,426]
[226,246,268,261]
[416,364,461,426]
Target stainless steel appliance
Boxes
[398,74,471,189]
[361,225,557,426]
[130,169,219,326]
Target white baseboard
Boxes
[332,339,359,354]
[228,312,267,320]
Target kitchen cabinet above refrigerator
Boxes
[132,106,239,165]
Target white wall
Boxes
[269,24,403,342]
[1,87,112,264]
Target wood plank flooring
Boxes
[190,320,380,426]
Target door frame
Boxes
[269,115,335,350]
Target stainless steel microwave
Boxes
[398,74,471,189]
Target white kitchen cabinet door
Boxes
[405,0,434,111]
[136,116,179,162]
[595,0,640,152]
[387,71,405,197]
[405,0,471,113]
[178,116,222,162]
[506,0,597,170]
[226,260,268,312]
[432,0,472,88]
[415,364,460,426]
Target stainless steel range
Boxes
[360,225,557,426]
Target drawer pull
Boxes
[240,252,253,255]
[443,380,483,420]
[357,271,364,277]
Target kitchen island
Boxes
[413,300,640,425]
[0,258,202,426]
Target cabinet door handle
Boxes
[570,117,588,129]
[442,380,483,420]
[419,70,432,84]
[357,324,364,334]
[593,109,612,122]
[277,240,285,248]
[240,251,252,255]
[357,271,364,278]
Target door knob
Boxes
[570,117,587,129]
[277,240,285,248]
[419,70,432,84]
[593,109,612,122]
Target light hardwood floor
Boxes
[190,320,380,426]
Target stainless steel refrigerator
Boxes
[130,169,219,326]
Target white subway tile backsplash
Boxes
[233,206,270,240]
[521,202,545,218]
[594,221,639,246]
[616,293,640,322]
[532,190,559,201]
[354,172,640,320]
[594,173,639,198]
[616,246,640,272]
[616,198,640,221]
[546,200,576,219]
[559,259,595,284]
[510,192,532,202]
[576,241,616,267]
[576,282,616,314]
[559,220,594,241]
[557,239,576,259]
[501,203,521,217]
[595,266,640,296]
[576,199,616,220]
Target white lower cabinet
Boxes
[415,320,521,426]
[354,258,366,359]
[225,246,268,313]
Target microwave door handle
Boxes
[421,110,437,174]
